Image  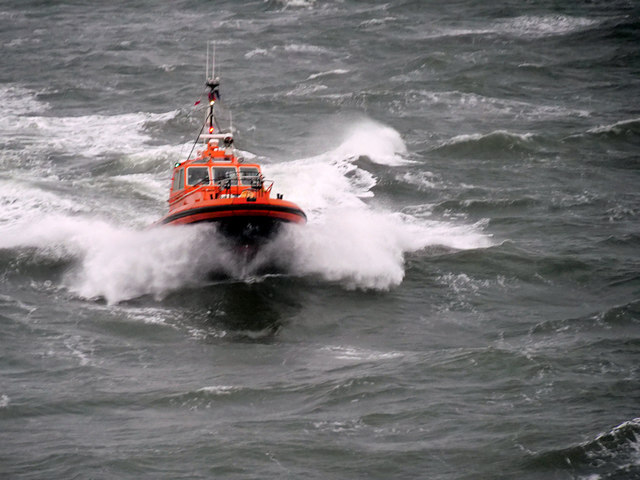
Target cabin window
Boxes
[213,167,238,186]
[172,169,184,191]
[187,167,210,186]
[239,167,260,185]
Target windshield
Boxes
[187,167,210,186]
[213,167,238,186]
[239,167,260,185]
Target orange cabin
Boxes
[168,137,273,210]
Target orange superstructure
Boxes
[157,67,306,244]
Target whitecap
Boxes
[429,15,598,40]
[283,43,329,54]
[0,180,91,227]
[322,345,404,362]
[0,100,180,160]
[270,0,316,8]
[359,17,397,28]
[244,48,269,59]
[587,117,640,134]
[497,15,599,38]
[396,171,440,190]
[440,130,535,147]
[306,69,350,80]
[285,84,329,97]
[197,385,238,395]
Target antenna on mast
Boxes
[211,42,216,79]
[205,41,217,82]
[204,41,222,138]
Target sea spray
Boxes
[0,119,492,302]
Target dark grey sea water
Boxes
[1,1,639,479]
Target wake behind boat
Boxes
[158,53,306,245]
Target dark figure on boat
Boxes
[207,77,221,101]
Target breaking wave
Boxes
[0,112,492,303]
[432,130,539,157]
[587,118,640,138]
[0,84,184,168]
[429,15,599,40]
[529,418,640,478]
[496,15,599,38]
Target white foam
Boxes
[0,215,237,303]
[442,130,534,147]
[149,121,488,294]
[0,89,179,160]
[587,117,640,134]
[258,121,494,291]
[264,156,372,220]
[108,173,170,204]
[283,43,328,54]
[120,307,175,326]
[69,223,237,303]
[0,179,91,227]
[312,419,363,433]
[439,273,492,296]
[399,90,590,120]
[306,69,350,80]
[498,15,598,38]
[322,345,403,362]
[359,17,397,28]
[272,211,491,290]
[197,385,238,395]
[0,85,47,117]
[332,120,409,166]
[396,171,439,190]
[263,120,411,220]
[431,15,598,39]
[10,111,178,158]
[244,48,269,59]
[0,395,9,408]
[271,0,316,8]
[1,117,492,300]
[285,84,329,97]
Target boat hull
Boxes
[159,199,306,244]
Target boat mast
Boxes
[184,43,226,161]
[205,42,220,134]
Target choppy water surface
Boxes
[1,1,639,479]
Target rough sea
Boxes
[1,1,639,479]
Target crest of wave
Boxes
[0,85,182,161]
[258,119,492,289]
[264,119,409,218]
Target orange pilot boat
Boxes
[158,63,306,244]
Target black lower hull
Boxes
[197,216,286,246]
